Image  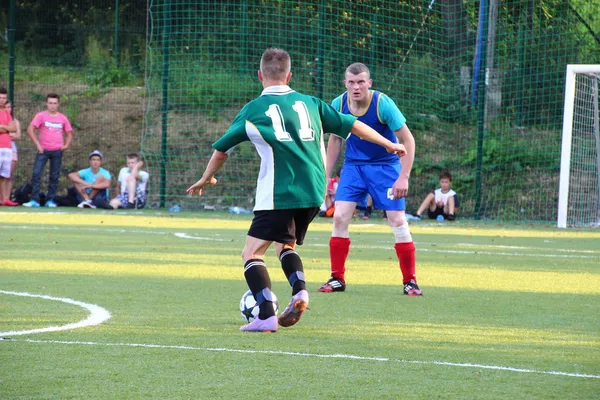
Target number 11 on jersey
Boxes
[265,101,315,142]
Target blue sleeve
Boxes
[100,169,112,180]
[377,94,406,132]
[330,94,343,112]
[78,168,91,182]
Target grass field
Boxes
[1,209,599,399]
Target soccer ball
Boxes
[239,289,279,323]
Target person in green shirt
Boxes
[187,47,406,332]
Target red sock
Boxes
[329,237,351,282]
[394,242,416,283]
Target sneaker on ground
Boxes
[317,277,346,293]
[406,213,421,221]
[239,315,278,332]
[78,200,96,209]
[278,290,309,328]
[1,199,20,206]
[45,200,57,208]
[403,279,423,296]
[22,200,40,208]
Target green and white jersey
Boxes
[213,85,356,210]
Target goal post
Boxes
[558,64,600,228]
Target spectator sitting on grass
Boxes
[413,171,459,221]
[61,150,112,209]
[109,153,149,209]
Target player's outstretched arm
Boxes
[325,134,343,181]
[350,120,406,156]
[394,125,415,178]
[391,124,416,199]
[186,150,228,196]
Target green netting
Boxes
[0,0,145,196]
[568,71,600,227]
[2,1,599,222]
[143,0,600,221]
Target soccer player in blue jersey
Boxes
[318,62,422,296]
[187,49,407,332]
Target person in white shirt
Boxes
[414,171,459,221]
[109,153,149,209]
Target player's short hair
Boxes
[0,87,7,95]
[345,63,370,78]
[46,93,60,101]
[127,153,140,161]
[439,171,453,181]
[260,48,291,80]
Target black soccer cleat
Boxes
[317,277,346,293]
[403,280,423,296]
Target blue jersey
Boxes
[332,90,406,165]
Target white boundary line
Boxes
[305,243,600,259]
[3,225,600,258]
[4,338,597,379]
[170,232,600,259]
[173,232,225,241]
[0,291,111,336]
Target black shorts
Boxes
[427,206,447,219]
[247,207,320,246]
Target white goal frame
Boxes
[557,64,600,228]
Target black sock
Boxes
[279,249,306,295]
[243,259,275,319]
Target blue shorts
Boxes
[336,164,405,211]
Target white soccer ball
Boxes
[239,289,278,323]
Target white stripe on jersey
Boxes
[245,121,275,210]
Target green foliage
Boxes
[4,0,600,222]
[86,67,136,88]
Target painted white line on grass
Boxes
[1,225,225,240]
[7,338,598,379]
[1,225,171,235]
[454,243,600,254]
[173,232,225,241]
[0,291,111,337]
[5,225,598,259]
[305,243,600,259]
[410,241,600,254]
[167,230,600,259]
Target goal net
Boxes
[558,65,600,228]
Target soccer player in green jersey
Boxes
[187,48,406,332]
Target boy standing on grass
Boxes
[110,153,149,209]
[318,63,422,296]
[23,93,73,208]
[6,101,22,206]
[0,87,18,206]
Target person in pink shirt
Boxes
[0,87,18,206]
[23,93,73,208]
